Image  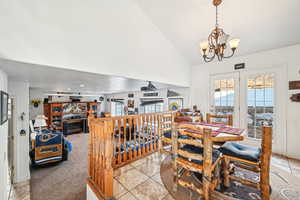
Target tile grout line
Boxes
[115,157,165,199]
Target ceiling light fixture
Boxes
[199,0,240,62]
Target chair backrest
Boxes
[35,133,63,164]
[175,124,213,169]
[206,113,233,126]
[161,113,173,133]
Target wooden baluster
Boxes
[128,117,133,161]
[153,114,157,151]
[92,124,96,182]
[146,114,150,153]
[158,114,162,153]
[117,119,122,165]
[133,117,137,159]
[123,118,127,162]
[141,115,145,155]
[90,123,93,181]
[149,114,153,153]
[100,124,104,188]
[88,122,92,178]
[144,115,148,153]
[103,120,113,199]
[138,116,142,157]
[112,120,117,167]
[96,124,100,186]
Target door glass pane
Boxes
[214,80,221,106]
[213,78,235,124]
[247,74,274,139]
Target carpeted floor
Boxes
[30,134,89,200]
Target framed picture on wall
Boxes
[1,91,9,125]
[128,99,134,108]
[168,98,183,111]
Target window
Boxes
[214,79,235,114]
[140,102,164,113]
[112,102,124,116]
[213,79,235,123]
[247,74,274,139]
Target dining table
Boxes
[178,121,246,143]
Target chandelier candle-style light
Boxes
[200,0,240,62]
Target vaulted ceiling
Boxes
[0,0,299,75]
[133,0,300,65]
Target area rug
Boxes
[160,155,300,200]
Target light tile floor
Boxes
[114,152,171,200]
[8,180,30,200]
[9,151,300,200]
[113,152,300,200]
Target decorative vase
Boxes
[34,103,39,108]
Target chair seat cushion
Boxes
[179,145,221,165]
[163,131,189,139]
[219,142,261,162]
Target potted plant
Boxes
[31,99,42,108]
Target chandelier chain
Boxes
[216,5,219,28]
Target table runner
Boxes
[179,122,244,136]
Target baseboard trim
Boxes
[272,152,300,162]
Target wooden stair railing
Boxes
[87,112,174,199]
[87,119,114,200]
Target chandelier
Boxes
[200,0,240,62]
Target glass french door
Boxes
[210,72,240,127]
[210,67,286,154]
[246,74,275,139]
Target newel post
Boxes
[103,120,114,199]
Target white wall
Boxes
[8,81,30,183]
[0,69,8,200]
[0,0,191,87]
[105,87,191,114]
[191,44,300,159]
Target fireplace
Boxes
[63,119,87,135]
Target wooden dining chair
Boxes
[206,113,233,126]
[160,113,174,155]
[173,123,222,200]
[220,126,272,200]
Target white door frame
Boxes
[209,65,287,155]
[239,65,287,155]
